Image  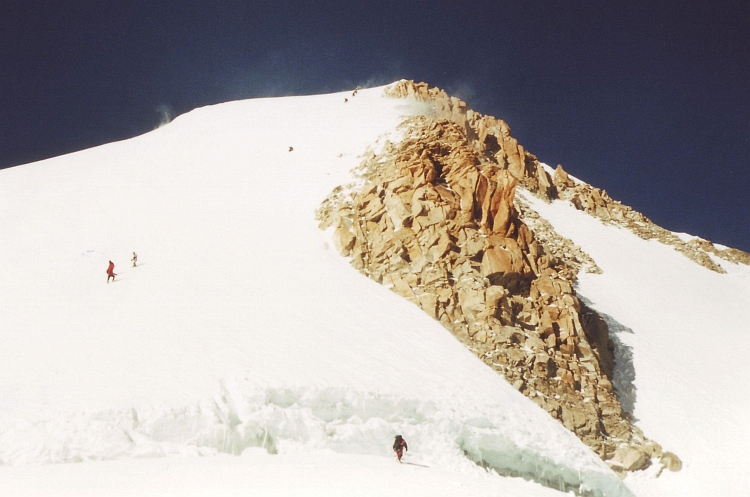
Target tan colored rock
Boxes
[485,285,507,312]
[553,164,576,189]
[660,451,682,472]
[559,369,575,384]
[534,352,551,375]
[389,273,417,301]
[642,441,662,458]
[460,233,484,258]
[536,162,555,198]
[333,222,356,256]
[481,245,513,277]
[562,407,588,431]
[383,191,411,231]
[488,171,517,235]
[534,274,557,297]
[506,348,526,366]
[320,92,673,474]
[504,138,525,179]
[457,287,487,325]
[503,238,527,274]
[576,341,596,362]
[525,334,546,351]
[417,292,439,318]
[611,446,650,472]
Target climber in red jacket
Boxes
[106,261,116,283]
[393,435,408,463]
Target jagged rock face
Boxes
[549,164,749,273]
[385,81,556,201]
[386,79,750,273]
[514,195,601,279]
[318,80,692,474]
[550,160,750,272]
[318,115,659,467]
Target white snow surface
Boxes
[3,85,745,497]
[521,188,750,497]
[0,451,569,497]
[0,87,629,496]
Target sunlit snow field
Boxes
[521,190,750,497]
[1,85,747,496]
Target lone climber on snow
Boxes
[106,261,116,283]
[393,435,408,462]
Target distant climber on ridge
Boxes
[288,146,293,152]
[106,261,116,283]
[393,435,408,463]
[131,252,137,267]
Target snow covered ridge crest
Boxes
[542,164,750,272]
[384,80,750,273]
[318,81,683,478]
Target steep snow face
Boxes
[0,87,629,496]
[520,187,750,497]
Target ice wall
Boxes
[1,379,630,497]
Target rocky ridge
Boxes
[548,164,750,273]
[316,81,688,475]
[385,80,750,273]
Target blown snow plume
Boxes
[154,104,174,129]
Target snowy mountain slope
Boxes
[0,452,569,497]
[0,87,629,496]
[520,186,750,497]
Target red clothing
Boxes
[393,437,407,461]
[107,262,115,276]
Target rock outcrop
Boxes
[318,81,690,475]
[550,163,749,273]
[385,80,750,274]
[385,81,558,202]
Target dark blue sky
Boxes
[2,1,748,251]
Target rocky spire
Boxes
[317,81,700,476]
